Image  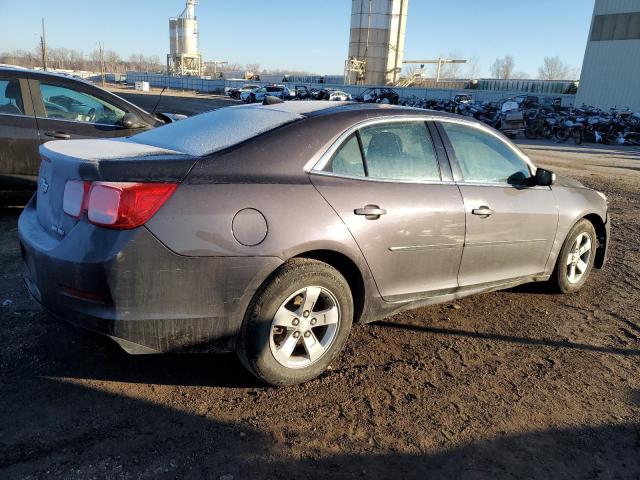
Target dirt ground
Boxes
[0,125,639,478]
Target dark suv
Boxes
[0,66,174,202]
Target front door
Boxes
[30,80,138,142]
[0,76,41,192]
[437,121,558,287]
[311,120,466,302]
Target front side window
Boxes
[441,122,531,185]
[0,79,24,115]
[359,122,440,181]
[39,83,125,125]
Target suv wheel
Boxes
[237,259,353,386]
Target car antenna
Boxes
[151,86,167,116]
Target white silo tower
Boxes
[345,0,409,85]
[167,0,203,76]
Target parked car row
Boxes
[226,83,352,103]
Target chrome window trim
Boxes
[0,112,29,119]
[34,116,125,128]
[310,169,455,186]
[307,114,536,183]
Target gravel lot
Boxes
[0,98,639,479]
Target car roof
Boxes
[256,100,462,121]
[0,65,95,85]
[131,101,468,157]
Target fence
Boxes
[126,72,577,107]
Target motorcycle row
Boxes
[362,91,640,146]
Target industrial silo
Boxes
[167,0,202,76]
[345,0,409,85]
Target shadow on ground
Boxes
[1,370,638,478]
[375,320,640,358]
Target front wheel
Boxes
[550,219,597,294]
[236,258,353,386]
[555,127,570,143]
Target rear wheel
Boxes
[555,127,570,143]
[572,127,584,145]
[236,258,353,386]
[551,219,597,294]
[525,125,538,139]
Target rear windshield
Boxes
[131,105,302,157]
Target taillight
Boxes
[63,180,177,229]
[62,180,90,218]
[87,182,177,229]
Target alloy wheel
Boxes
[566,232,592,284]
[269,286,340,369]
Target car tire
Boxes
[525,126,537,140]
[236,258,353,386]
[551,219,597,294]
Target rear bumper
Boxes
[18,199,282,353]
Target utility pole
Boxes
[40,18,48,71]
[99,42,106,87]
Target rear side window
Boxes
[0,79,24,115]
[441,122,531,185]
[324,121,441,181]
[326,135,365,177]
[360,122,440,181]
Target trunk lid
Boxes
[36,138,197,241]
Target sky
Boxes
[0,0,595,77]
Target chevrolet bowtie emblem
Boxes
[39,177,49,194]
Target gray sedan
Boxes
[18,101,609,385]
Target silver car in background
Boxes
[19,101,609,385]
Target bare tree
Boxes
[440,51,463,79]
[466,55,480,79]
[490,55,516,79]
[402,64,418,78]
[104,50,121,73]
[538,56,570,80]
[245,63,261,74]
[570,65,581,79]
[502,55,515,79]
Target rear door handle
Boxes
[44,131,71,139]
[354,205,387,219]
[472,206,494,216]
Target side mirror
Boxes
[535,167,556,186]
[121,112,145,129]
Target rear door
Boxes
[0,73,41,188]
[437,120,558,287]
[30,77,140,142]
[311,119,466,302]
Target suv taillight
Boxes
[63,181,177,229]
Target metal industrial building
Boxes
[576,0,640,110]
[345,0,409,85]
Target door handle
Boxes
[354,205,387,219]
[44,131,71,139]
[472,206,494,216]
